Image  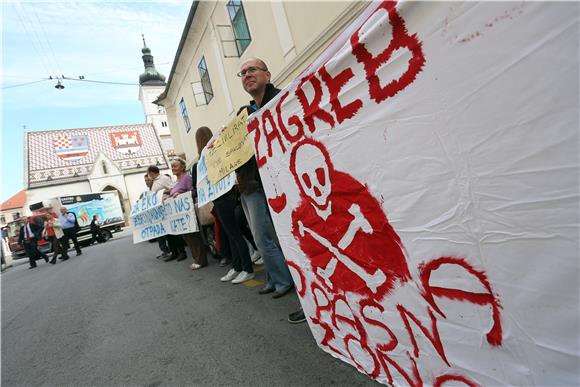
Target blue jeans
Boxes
[241,190,293,292]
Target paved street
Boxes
[1,230,377,386]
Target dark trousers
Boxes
[213,191,253,273]
[90,229,104,244]
[158,236,170,253]
[217,217,231,259]
[23,240,43,267]
[49,236,69,259]
[62,228,81,254]
[235,204,257,251]
[166,234,185,255]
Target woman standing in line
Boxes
[169,157,208,270]
[196,126,254,284]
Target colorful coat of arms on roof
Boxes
[110,131,142,155]
[52,134,89,162]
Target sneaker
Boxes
[288,309,306,324]
[219,258,230,267]
[231,271,255,284]
[250,250,261,263]
[254,257,264,265]
[220,268,240,282]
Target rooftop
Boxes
[1,190,26,211]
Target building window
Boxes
[179,98,192,133]
[102,161,108,175]
[1,216,5,224]
[161,121,167,127]
[13,212,20,221]
[197,57,214,104]
[227,0,252,55]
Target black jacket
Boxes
[236,83,281,194]
[18,223,42,244]
[90,219,100,232]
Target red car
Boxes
[6,214,52,259]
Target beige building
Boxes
[155,0,367,160]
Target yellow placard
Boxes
[205,109,253,184]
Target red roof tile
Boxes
[1,190,26,210]
[25,123,168,186]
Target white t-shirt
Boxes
[151,174,174,195]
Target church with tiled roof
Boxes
[26,123,166,187]
[24,42,174,218]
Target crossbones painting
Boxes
[290,138,412,300]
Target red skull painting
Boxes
[290,138,411,300]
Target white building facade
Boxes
[154,0,367,161]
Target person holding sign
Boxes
[169,157,207,269]
[142,172,170,259]
[148,165,185,262]
[197,126,255,283]
[236,58,294,299]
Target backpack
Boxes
[71,212,81,232]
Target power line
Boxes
[3,75,47,80]
[11,3,53,77]
[2,79,51,89]
[29,2,64,76]
[16,1,59,76]
[2,76,139,90]
[83,61,173,77]
[4,61,173,82]
[62,77,138,86]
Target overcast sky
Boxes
[1,1,191,202]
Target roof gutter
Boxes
[154,1,200,106]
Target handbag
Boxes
[195,202,214,226]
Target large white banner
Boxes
[131,191,198,243]
[249,1,579,385]
[196,151,236,207]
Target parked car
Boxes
[6,214,52,259]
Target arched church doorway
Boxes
[102,185,130,225]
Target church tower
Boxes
[138,36,174,156]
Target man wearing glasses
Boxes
[235,58,305,324]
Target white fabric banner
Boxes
[249,1,579,385]
[196,151,236,207]
[131,191,198,243]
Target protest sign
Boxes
[131,191,198,243]
[249,1,579,385]
[196,151,236,207]
[205,109,252,184]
